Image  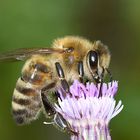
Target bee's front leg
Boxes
[55,62,70,95]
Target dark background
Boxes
[0,0,139,140]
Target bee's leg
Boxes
[78,61,84,83]
[42,91,77,135]
[55,62,69,94]
[105,68,113,82]
[53,113,78,136]
[93,74,101,83]
[41,82,66,118]
[55,91,62,101]
[41,91,56,117]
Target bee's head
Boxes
[86,41,111,82]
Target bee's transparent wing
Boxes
[0,48,65,62]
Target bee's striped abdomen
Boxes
[12,78,42,124]
[12,57,55,125]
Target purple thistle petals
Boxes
[101,83,108,96]
[56,97,123,123]
[68,80,118,98]
[55,80,123,140]
[70,80,88,98]
[111,81,118,96]
[106,81,118,97]
[87,82,99,97]
[111,101,124,119]
[69,80,80,97]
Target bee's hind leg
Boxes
[41,91,56,117]
[53,113,78,136]
[42,94,78,135]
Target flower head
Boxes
[55,80,123,140]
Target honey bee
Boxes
[0,36,111,132]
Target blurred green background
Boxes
[0,0,139,140]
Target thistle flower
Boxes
[55,80,123,140]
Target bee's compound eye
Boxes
[88,51,98,70]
